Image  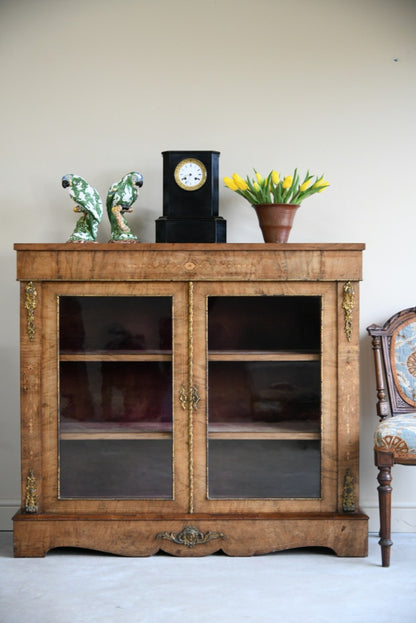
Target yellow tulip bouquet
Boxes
[223,169,329,205]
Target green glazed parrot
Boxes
[62,174,103,242]
[106,171,143,242]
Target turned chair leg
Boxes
[376,461,393,567]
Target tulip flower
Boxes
[232,173,249,191]
[223,177,238,191]
[224,167,329,206]
[271,170,280,185]
[299,179,312,192]
[313,178,329,191]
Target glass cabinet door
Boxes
[57,293,175,500]
[193,282,336,512]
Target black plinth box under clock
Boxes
[155,150,226,242]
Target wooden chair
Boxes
[367,307,416,566]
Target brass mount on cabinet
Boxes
[179,384,200,411]
[24,468,38,513]
[342,468,356,512]
[25,282,37,341]
[157,526,225,548]
[342,281,355,341]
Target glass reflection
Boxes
[207,295,322,501]
[208,296,320,352]
[60,296,172,352]
[208,440,321,498]
[209,361,320,431]
[58,296,173,499]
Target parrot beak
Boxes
[62,179,71,188]
[132,173,143,188]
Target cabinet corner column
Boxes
[337,280,360,512]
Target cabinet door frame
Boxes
[192,280,338,514]
[40,281,189,514]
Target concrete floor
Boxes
[1,531,415,623]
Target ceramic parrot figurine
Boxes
[106,171,143,242]
[62,174,103,242]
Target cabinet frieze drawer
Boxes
[14,243,364,282]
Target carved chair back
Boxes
[368,307,416,420]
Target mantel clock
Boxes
[155,150,226,242]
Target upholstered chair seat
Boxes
[374,413,416,459]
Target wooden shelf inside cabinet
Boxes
[60,420,172,440]
[60,351,172,362]
[208,351,320,362]
[208,420,320,440]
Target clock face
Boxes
[174,158,207,191]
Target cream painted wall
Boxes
[1,0,416,532]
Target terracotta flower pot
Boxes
[253,203,300,243]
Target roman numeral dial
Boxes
[174,158,207,191]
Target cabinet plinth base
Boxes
[13,512,368,558]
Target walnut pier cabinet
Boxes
[13,243,368,557]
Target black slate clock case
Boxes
[155,150,227,242]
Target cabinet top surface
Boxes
[14,242,365,251]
